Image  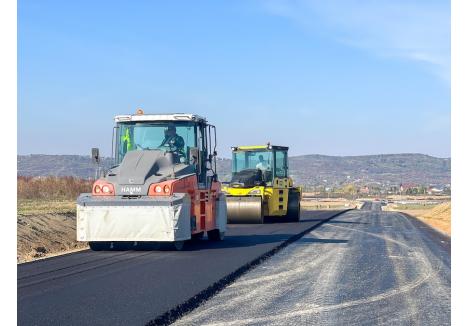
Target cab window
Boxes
[274,150,288,178]
[116,122,197,164]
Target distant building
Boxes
[359,186,370,194]
[400,183,418,192]
[428,186,444,195]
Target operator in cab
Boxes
[255,154,271,183]
[255,155,270,172]
[160,125,185,160]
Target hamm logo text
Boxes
[120,186,142,195]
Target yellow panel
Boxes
[222,186,265,197]
[235,145,269,150]
[266,179,289,216]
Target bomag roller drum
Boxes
[226,196,263,224]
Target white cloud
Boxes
[262,0,450,81]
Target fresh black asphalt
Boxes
[18,210,344,326]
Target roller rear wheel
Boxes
[191,232,204,241]
[135,242,161,251]
[287,190,301,222]
[173,241,185,251]
[89,241,111,251]
[207,229,225,241]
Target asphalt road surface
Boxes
[174,202,451,326]
[18,210,344,326]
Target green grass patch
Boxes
[393,203,438,210]
[18,199,76,216]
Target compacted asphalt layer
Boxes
[174,202,450,326]
[19,203,450,326]
[18,210,345,326]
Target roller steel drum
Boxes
[226,196,264,224]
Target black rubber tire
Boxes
[112,241,136,250]
[173,241,185,251]
[191,232,204,241]
[89,241,111,251]
[207,229,225,241]
[287,190,301,222]
[135,242,161,251]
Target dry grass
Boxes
[386,195,451,201]
[18,199,76,216]
[388,202,451,236]
[17,177,93,263]
[17,176,93,200]
[390,203,439,211]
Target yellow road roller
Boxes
[223,144,302,223]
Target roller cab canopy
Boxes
[231,145,289,151]
[114,113,207,123]
[230,144,289,186]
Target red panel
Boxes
[147,176,224,233]
[148,175,197,196]
[200,191,206,229]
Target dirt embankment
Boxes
[387,202,451,236]
[17,177,92,263]
[17,200,88,263]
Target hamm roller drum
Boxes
[226,196,264,223]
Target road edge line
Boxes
[146,209,353,326]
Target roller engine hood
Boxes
[102,150,196,196]
[117,150,172,185]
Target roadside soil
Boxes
[386,202,451,236]
[17,200,88,263]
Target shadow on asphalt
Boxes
[95,233,349,252]
[93,211,349,252]
[92,235,349,253]
[181,234,308,251]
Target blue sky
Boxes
[18,0,450,158]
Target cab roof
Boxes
[114,113,207,123]
[231,144,289,151]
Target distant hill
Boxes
[288,154,450,187]
[17,155,115,180]
[17,153,450,187]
